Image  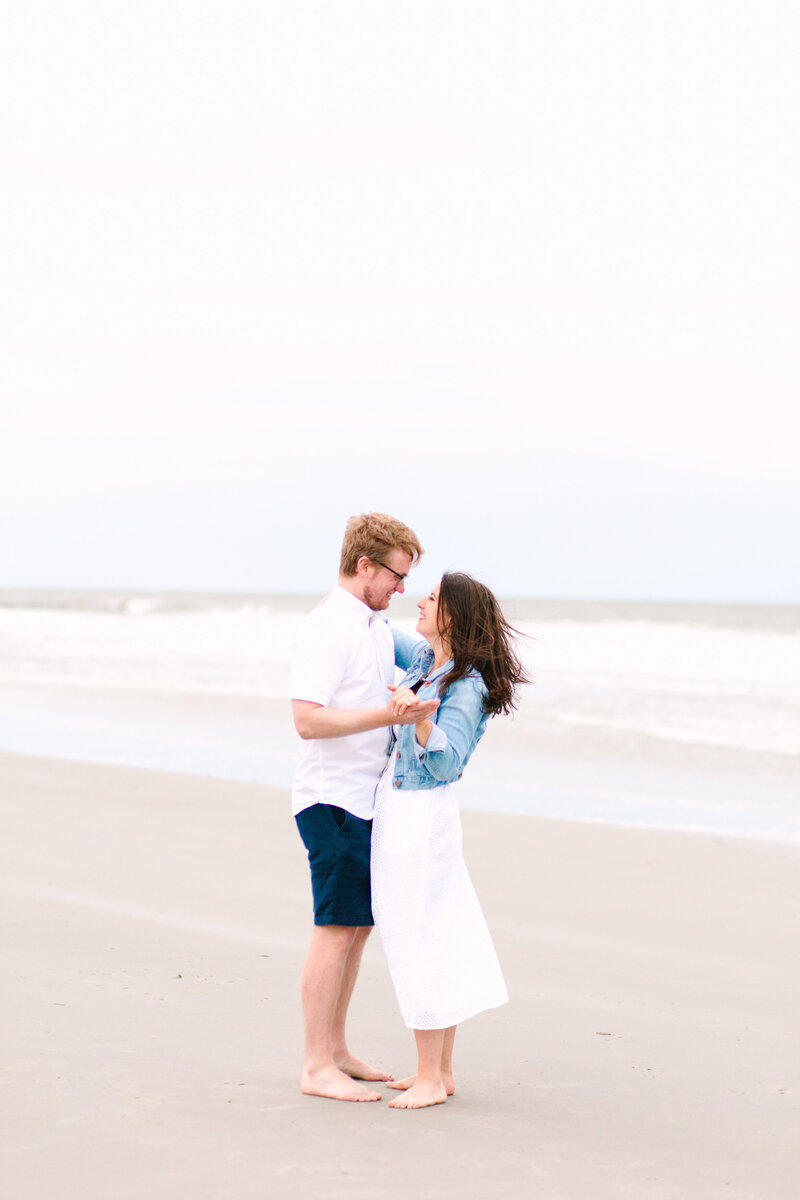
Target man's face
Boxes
[362,548,413,612]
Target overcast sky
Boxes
[1,2,798,601]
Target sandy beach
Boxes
[2,750,798,1200]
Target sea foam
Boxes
[1,591,798,842]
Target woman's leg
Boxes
[387,1024,457,1095]
[441,1025,456,1093]
[387,1026,457,1108]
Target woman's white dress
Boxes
[371,748,508,1030]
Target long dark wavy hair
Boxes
[436,572,529,716]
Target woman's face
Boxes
[416,583,442,643]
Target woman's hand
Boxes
[387,686,439,726]
[389,686,418,718]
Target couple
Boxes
[291,513,527,1109]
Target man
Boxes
[291,512,437,1102]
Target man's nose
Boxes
[395,579,405,593]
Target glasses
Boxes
[371,559,408,584]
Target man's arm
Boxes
[292,697,439,741]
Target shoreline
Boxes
[2,750,798,1199]
[2,592,798,849]
[0,720,796,844]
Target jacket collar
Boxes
[414,645,453,683]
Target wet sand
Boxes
[1,751,797,1199]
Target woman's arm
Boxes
[414,717,433,747]
[392,626,427,671]
[409,676,487,782]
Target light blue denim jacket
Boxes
[389,628,490,790]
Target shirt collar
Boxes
[331,585,385,627]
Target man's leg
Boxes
[300,924,382,1102]
[330,926,392,1081]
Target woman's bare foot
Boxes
[386,1071,455,1095]
[301,1065,382,1102]
[388,1079,447,1109]
[335,1053,393,1082]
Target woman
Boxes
[371,571,529,1109]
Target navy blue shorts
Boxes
[295,803,374,927]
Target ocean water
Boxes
[1,590,798,844]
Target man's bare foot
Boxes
[386,1072,455,1095]
[301,1065,382,1102]
[335,1053,393,1082]
[388,1079,447,1109]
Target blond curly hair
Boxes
[339,512,423,577]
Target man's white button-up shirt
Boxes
[290,586,394,819]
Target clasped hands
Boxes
[388,685,439,725]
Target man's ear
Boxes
[355,555,373,576]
